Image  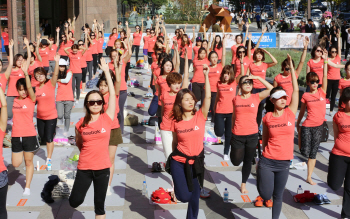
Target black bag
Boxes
[148,117,158,126]
[320,121,329,142]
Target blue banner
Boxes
[243,32,276,48]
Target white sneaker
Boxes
[224,154,230,161]
[144,63,148,69]
[23,188,31,196]
[328,111,333,117]
[200,189,211,198]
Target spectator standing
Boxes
[289,20,294,32]
[256,13,261,29]
[281,20,288,32]
[212,19,222,32]
[344,28,350,61]
[261,12,266,26]
[305,19,316,33]
[266,20,277,32]
[297,20,306,33]
[230,11,235,24]
[43,20,51,37]
[341,21,348,52]
[146,16,152,29]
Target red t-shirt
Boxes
[108,61,127,91]
[103,93,120,130]
[97,38,104,53]
[85,46,93,62]
[327,55,341,80]
[171,110,206,164]
[332,111,350,157]
[133,32,142,46]
[151,62,159,86]
[307,59,324,84]
[1,32,8,45]
[160,91,176,131]
[156,75,170,105]
[0,130,6,172]
[301,88,326,127]
[76,113,113,170]
[0,75,7,108]
[231,44,244,64]
[36,82,58,120]
[68,52,82,73]
[28,61,43,88]
[48,44,57,61]
[56,71,74,102]
[12,97,37,137]
[274,73,299,106]
[147,36,157,53]
[339,78,350,90]
[143,35,150,50]
[193,46,200,60]
[91,39,98,54]
[235,56,252,77]
[208,63,223,92]
[58,41,73,56]
[8,68,25,97]
[192,58,210,84]
[107,34,118,47]
[216,82,237,114]
[171,36,178,50]
[249,62,268,89]
[38,47,50,67]
[180,41,193,60]
[232,93,260,135]
[214,45,223,60]
[262,107,295,160]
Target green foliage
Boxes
[152,0,168,9]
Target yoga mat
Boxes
[72,211,123,219]
[204,145,234,167]
[318,142,333,160]
[34,147,74,170]
[154,209,206,219]
[300,204,342,219]
[81,173,126,207]
[286,170,339,200]
[123,126,131,144]
[115,147,128,169]
[231,208,287,219]
[7,174,50,206]
[210,171,260,203]
[8,211,41,219]
[147,146,166,168]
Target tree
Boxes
[323,0,347,14]
[151,0,168,10]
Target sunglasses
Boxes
[331,51,337,53]
[238,51,245,54]
[91,35,95,37]
[316,50,323,53]
[310,80,320,84]
[87,100,103,106]
[62,36,66,38]
[151,32,155,34]
[78,44,84,46]
[241,80,253,85]
[146,31,150,33]
[285,67,290,71]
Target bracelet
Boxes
[240,62,243,64]
[324,61,328,64]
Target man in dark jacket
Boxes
[341,21,348,52]
[305,19,316,33]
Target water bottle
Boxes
[142,181,148,196]
[223,188,229,202]
[141,99,145,104]
[47,160,52,171]
[297,185,303,194]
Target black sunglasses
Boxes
[310,80,320,84]
[241,79,253,85]
[151,32,155,34]
[316,49,323,53]
[238,51,245,54]
[331,51,337,53]
[78,44,84,46]
[285,67,290,71]
[87,100,103,106]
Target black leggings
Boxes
[92,54,98,75]
[37,118,57,143]
[209,92,217,121]
[257,156,290,219]
[230,133,258,183]
[148,52,153,65]
[87,61,93,80]
[345,42,350,60]
[180,57,193,75]
[192,82,205,106]
[98,53,103,65]
[132,45,140,63]
[72,73,82,100]
[214,113,232,155]
[81,68,87,83]
[327,153,350,218]
[0,183,7,219]
[69,168,110,215]
[125,62,130,82]
[326,79,339,112]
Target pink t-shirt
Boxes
[307,59,324,84]
[12,97,37,137]
[192,58,210,83]
[216,82,237,114]
[160,91,177,131]
[35,82,58,120]
[208,63,223,92]
[249,62,268,89]
[301,88,326,127]
[332,111,350,157]
[327,55,341,80]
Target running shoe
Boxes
[321,193,331,204]
[264,199,273,207]
[200,189,211,198]
[313,194,324,205]
[326,99,330,104]
[224,154,230,161]
[254,196,263,207]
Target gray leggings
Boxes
[6,96,16,119]
[257,156,290,219]
[72,73,82,100]
[87,61,93,81]
[117,90,127,134]
[56,101,74,132]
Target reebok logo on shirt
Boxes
[101,128,106,133]
[341,124,350,128]
[288,121,292,126]
[42,93,46,96]
[23,105,27,109]
[251,103,255,107]
[230,88,233,91]
[194,126,199,130]
[320,97,324,101]
[236,104,251,107]
[82,130,101,135]
[268,123,288,128]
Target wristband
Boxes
[324,61,328,64]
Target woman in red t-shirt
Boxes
[58,24,72,61]
[106,27,118,56]
[166,63,211,219]
[35,33,51,73]
[339,62,350,97]
[0,83,8,216]
[69,59,116,218]
[328,87,350,218]
[34,54,60,164]
[211,34,224,63]
[48,27,60,73]
[233,34,253,77]
[97,57,122,196]
[179,34,193,75]
[231,34,245,69]
[192,47,210,106]
[132,18,144,64]
[273,37,309,106]
[143,28,151,69]
[26,51,43,89]
[297,49,329,185]
[258,54,299,218]
[11,62,38,196]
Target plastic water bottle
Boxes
[297,185,303,194]
[47,160,52,171]
[223,188,229,202]
[142,181,148,196]
[141,99,145,104]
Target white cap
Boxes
[270,90,288,100]
[59,59,68,66]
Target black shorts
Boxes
[4,46,9,56]
[230,132,259,149]
[11,136,40,153]
[37,118,57,143]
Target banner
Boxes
[279,33,315,49]
[243,33,277,48]
[103,33,121,49]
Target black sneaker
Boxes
[151,162,161,172]
[313,194,324,205]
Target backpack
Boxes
[320,121,329,142]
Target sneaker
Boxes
[264,199,273,207]
[313,194,324,205]
[328,111,333,117]
[321,194,331,204]
[254,196,263,207]
[151,162,162,172]
[224,154,230,161]
[200,189,211,198]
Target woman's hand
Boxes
[54,53,60,62]
[203,64,209,76]
[9,39,14,48]
[99,57,109,72]
[36,33,41,40]
[322,49,328,60]
[56,27,60,33]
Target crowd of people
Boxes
[0,14,349,219]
